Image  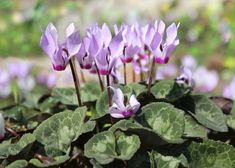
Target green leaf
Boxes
[84,131,140,165]
[226,102,235,130]
[33,107,94,156]
[108,119,143,132]
[151,80,190,102]
[186,140,235,168]
[52,81,102,105]
[149,150,181,168]
[29,155,70,167]
[38,97,60,113]
[2,105,25,122]
[93,90,108,120]
[140,102,185,143]
[189,95,228,132]
[80,81,102,102]
[127,83,146,96]
[183,115,207,138]
[226,115,235,130]
[0,133,36,159]
[51,88,77,105]
[6,160,28,168]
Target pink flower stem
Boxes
[147,58,156,95]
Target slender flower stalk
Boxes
[80,69,86,83]
[69,57,82,107]
[106,75,114,124]
[95,63,104,91]
[132,69,136,82]
[147,58,156,94]
[123,63,127,84]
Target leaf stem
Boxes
[147,58,156,95]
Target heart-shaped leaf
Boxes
[140,102,185,143]
[149,150,181,168]
[84,131,140,165]
[33,107,95,156]
[183,115,207,138]
[0,133,36,159]
[189,95,228,132]
[185,140,235,168]
[151,80,191,102]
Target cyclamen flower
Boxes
[176,66,194,87]
[132,53,149,74]
[94,28,125,75]
[109,87,140,118]
[37,72,57,89]
[156,64,177,80]
[8,62,31,79]
[223,77,235,100]
[193,66,219,92]
[121,25,141,63]
[40,23,81,71]
[0,113,5,139]
[0,70,11,99]
[152,23,179,64]
[181,55,197,70]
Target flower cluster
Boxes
[0,62,35,99]
[40,20,180,118]
[0,61,57,99]
[40,21,179,80]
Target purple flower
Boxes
[223,76,235,100]
[40,23,81,71]
[156,64,177,80]
[176,66,194,87]
[0,113,5,140]
[193,66,219,92]
[121,25,141,63]
[94,28,125,75]
[151,22,180,64]
[17,76,35,92]
[76,36,96,69]
[8,62,31,79]
[0,70,11,99]
[37,72,57,89]
[132,53,149,74]
[181,55,197,70]
[109,87,140,118]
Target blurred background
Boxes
[0,0,234,98]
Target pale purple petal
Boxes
[110,87,125,110]
[129,94,140,113]
[109,104,125,118]
[102,23,112,48]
